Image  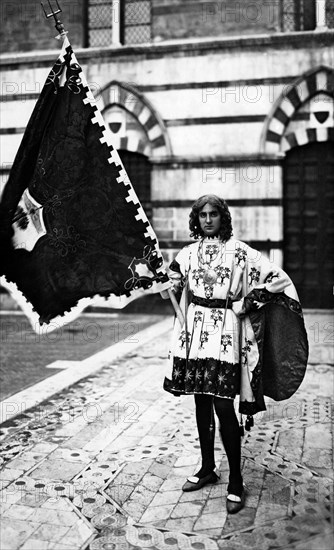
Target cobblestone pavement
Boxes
[0,312,333,550]
[0,313,163,401]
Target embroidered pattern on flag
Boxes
[0,38,169,326]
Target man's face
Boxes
[199,203,222,237]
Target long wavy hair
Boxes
[189,194,233,241]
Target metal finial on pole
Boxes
[41,0,68,39]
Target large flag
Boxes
[0,37,170,329]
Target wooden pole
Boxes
[160,288,184,326]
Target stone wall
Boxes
[0,31,333,280]
[152,0,280,42]
[0,0,86,53]
[0,0,286,54]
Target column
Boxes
[315,0,328,30]
[111,0,122,45]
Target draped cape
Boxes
[240,288,308,414]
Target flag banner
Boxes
[0,37,170,330]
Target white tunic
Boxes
[165,237,297,400]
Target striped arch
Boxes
[261,66,334,153]
[95,81,172,157]
[281,125,334,152]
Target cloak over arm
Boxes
[233,243,309,416]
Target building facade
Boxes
[0,0,333,308]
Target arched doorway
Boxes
[283,141,334,308]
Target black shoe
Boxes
[182,470,220,492]
[226,489,245,514]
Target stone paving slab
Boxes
[0,313,333,550]
[0,316,172,423]
[0,311,167,400]
[303,310,333,365]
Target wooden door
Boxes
[283,141,334,308]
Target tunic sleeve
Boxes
[233,244,299,316]
[169,246,191,276]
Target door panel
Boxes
[283,142,334,308]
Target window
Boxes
[121,0,152,44]
[87,0,113,47]
[280,0,316,31]
[86,0,152,47]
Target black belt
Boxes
[191,295,232,309]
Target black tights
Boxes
[194,394,243,496]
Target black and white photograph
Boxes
[0,1,333,549]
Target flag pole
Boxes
[161,288,184,326]
[41,0,68,38]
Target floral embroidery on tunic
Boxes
[265,272,280,283]
[221,334,233,353]
[235,247,247,266]
[204,284,214,299]
[241,339,252,365]
[215,266,231,285]
[211,309,224,326]
[194,311,203,326]
[200,331,209,348]
[205,244,219,259]
[192,268,204,286]
[249,267,260,285]
[179,330,190,349]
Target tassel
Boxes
[239,415,245,437]
[245,415,254,432]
